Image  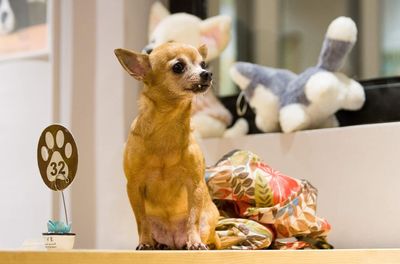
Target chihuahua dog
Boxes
[114,42,220,250]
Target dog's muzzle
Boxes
[192,70,213,93]
[191,83,210,93]
[187,81,212,94]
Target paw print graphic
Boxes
[37,125,78,191]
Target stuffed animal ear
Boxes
[114,49,151,81]
[149,1,170,35]
[200,15,231,61]
[198,44,208,60]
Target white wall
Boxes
[0,60,52,248]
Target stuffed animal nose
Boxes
[200,71,212,81]
[142,45,153,54]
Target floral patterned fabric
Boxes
[215,218,273,250]
[207,150,332,250]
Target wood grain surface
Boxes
[1,249,400,264]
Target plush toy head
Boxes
[144,1,231,62]
[228,16,365,133]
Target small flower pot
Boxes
[42,233,76,250]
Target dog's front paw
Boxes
[186,242,209,250]
[136,243,155,250]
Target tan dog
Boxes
[114,42,220,250]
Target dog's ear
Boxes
[149,1,170,35]
[200,15,231,61]
[114,49,151,81]
[198,44,208,60]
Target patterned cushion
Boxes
[207,150,332,249]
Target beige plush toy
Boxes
[144,2,233,138]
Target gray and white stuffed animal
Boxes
[228,16,365,134]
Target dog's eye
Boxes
[172,62,185,74]
[200,61,206,69]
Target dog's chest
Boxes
[144,167,189,217]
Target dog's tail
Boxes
[317,16,357,72]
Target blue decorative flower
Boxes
[47,220,71,233]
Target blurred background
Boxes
[0,0,399,250]
[210,0,400,96]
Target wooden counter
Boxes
[1,249,400,264]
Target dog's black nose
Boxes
[200,70,212,81]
